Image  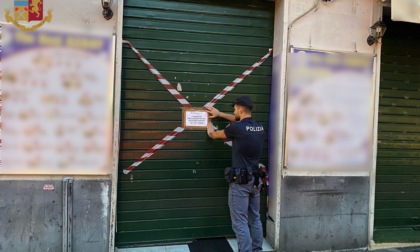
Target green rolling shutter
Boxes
[116,0,274,247]
[374,18,420,242]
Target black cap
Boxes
[232,96,253,110]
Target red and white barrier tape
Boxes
[123,127,184,174]
[259,163,269,186]
[123,40,191,108]
[122,40,272,174]
[204,48,272,108]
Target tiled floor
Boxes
[116,238,274,252]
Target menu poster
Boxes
[285,49,374,172]
[1,26,114,174]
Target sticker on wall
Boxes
[43,183,54,191]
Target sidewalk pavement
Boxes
[116,241,420,252]
[372,246,420,252]
[368,243,420,252]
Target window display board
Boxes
[1,25,114,174]
[284,49,374,174]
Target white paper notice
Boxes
[185,111,208,127]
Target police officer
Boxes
[206,96,264,252]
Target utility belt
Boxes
[224,167,252,184]
[224,166,268,186]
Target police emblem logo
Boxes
[4,0,53,32]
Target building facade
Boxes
[0,0,419,251]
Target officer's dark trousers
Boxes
[228,178,263,252]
